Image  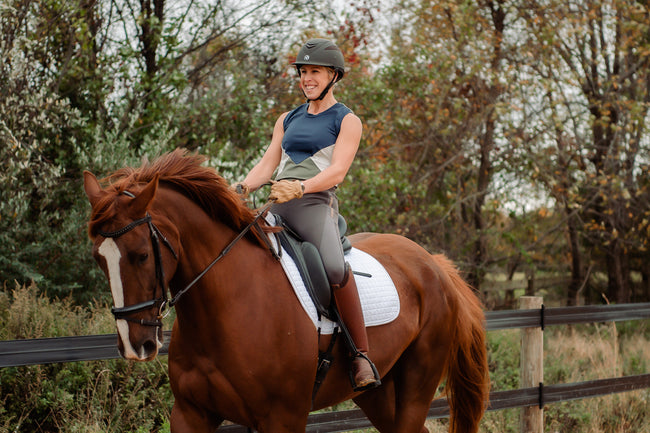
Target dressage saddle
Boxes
[274,214,351,321]
[273,215,382,398]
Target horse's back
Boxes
[350,232,447,293]
[350,232,434,264]
[349,231,470,341]
[349,231,460,331]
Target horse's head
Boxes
[84,171,178,361]
[83,149,271,361]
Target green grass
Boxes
[1,283,649,432]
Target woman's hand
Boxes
[269,180,304,203]
[231,183,250,196]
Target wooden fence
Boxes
[1,301,649,432]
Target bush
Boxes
[0,284,172,433]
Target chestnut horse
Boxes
[83,149,488,433]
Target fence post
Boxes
[525,273,535,296]
[520,296,544,433]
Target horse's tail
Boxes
[435,254,489,433]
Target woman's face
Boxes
[299,65,334,99]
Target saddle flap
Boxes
[338,216,352,253]
[300,242,332,314]
[275,217,334,320]
[268,213,400,333]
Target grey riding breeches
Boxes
[271,189,346,285]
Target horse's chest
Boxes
[174,362,251,420]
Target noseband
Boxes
[98,212,178,327]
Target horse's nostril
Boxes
[142,340,157,354]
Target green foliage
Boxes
[170,46,295,182]
[0,359,172,433]
[0,284,172,433]
[340,157,430,237]
[0,283,113,339]
[0,51,94,300]
[486,330,520,391]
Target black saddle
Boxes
[274,214,351,321]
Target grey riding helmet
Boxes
[292,39,345,82]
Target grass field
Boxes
[1,283,648,432]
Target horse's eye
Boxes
[138,253,149,264]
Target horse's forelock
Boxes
[87,171,140,238]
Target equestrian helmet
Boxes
[292,39,345,82]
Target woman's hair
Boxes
[298,64,339,81]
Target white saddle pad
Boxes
[265,215,400,334]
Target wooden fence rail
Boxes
[1,302,649,432]
[211,374,648,433]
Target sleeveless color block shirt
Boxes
[276,102,352,181]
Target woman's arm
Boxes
[241,112,288,191]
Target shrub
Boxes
[0,285,172,433]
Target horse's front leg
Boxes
[170,399,223,433]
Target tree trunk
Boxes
[139,0,165,79]
[606,239,630,303]
[565,204,583,306]
[468,116,493,290]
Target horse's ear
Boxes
[130,173,159,215]
[83,171,104,207]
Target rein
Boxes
[99,200,275,327]
[168,202,275,307]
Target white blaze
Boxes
[98,238,139,359]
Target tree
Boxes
[517,0,650,303]
[0,1,99,298]
[369,0,520,290]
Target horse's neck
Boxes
[159,190,311,357]
[158,188,272,312]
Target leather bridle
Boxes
[98,200,276,327]
[98,212,177,327]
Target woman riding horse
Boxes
[233,38,379,391]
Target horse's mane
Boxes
[89,148,269,245]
